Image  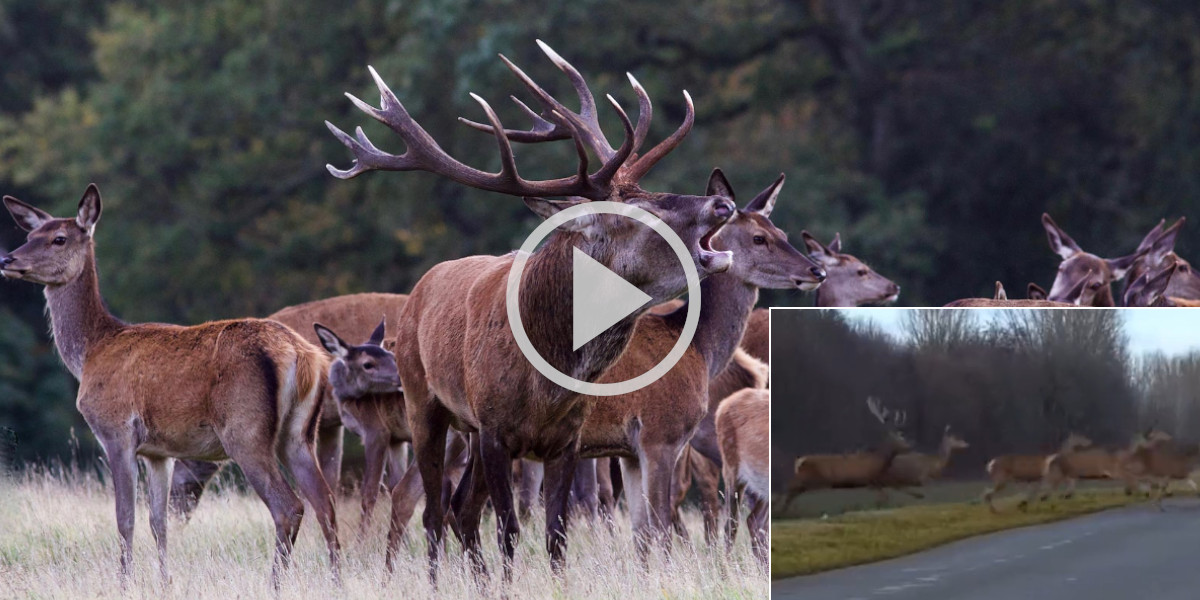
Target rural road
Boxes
[773,498,1200,600]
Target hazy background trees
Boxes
[770,309,1164,490]
[6,1,1200,463]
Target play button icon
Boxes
[506,201,704,396]
[572,247,651,351]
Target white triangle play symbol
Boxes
[572,247,652,351]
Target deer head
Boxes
[941,425,970,451]
[866,397,910,452]
[1062,432,1093,451]
[1027,282,1048,301]
[314,319,403,400]
[708,174,826,290]
[1124,260,1177,307]
[1,185,102,286]
[326,41,735,304]
[802,231,899,306]
[1042,214,1142,306]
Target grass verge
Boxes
[771,489,1143,580]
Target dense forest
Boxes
[770,309,1198,489]
[6,1,1200,463]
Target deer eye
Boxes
[752,235,766,245]
[363,362,375,371]
[52,236,67,246]
[857,268,869,277]
[1090,282,1102,290]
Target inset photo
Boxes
[771,308,1200,599]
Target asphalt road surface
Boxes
[773,498,1200,600]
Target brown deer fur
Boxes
[330,44,740,577]
[781,398,909,509]
[1122,435,1200,509]
[740,308,769,363]
[716,388,770,563]
[571,176,825,555]
[169,292,412,521]
[803,231,900,307]
[1042,213,1143,306]
[982,433,1091,512]
[0,186,340,585]
[875,427,968,502]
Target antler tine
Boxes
[624,90,695,183]
[894,410,907,428]
[497,52,616,161]
[627,73,653,156]
[536,40,600,132]
[327,65,609,199]
[866,397,888,424]
[590,95,636,185]
[458,96,574,143]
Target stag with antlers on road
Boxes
[0,186,341,587]
[327,41,735,579]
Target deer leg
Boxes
[983,479,1006,513]
[570,459,599,520]
[620,456,651,559]
[670,453,692,542]
[449,434,489,577]
[696,455,721,546]
[358,430,389,537]
[143,456,175,586]
[385,441,409,490]
[317,424,344,494]
[1064,477,1077,500]
[724,484,742,554]
[282,438,342,584]
[408,399,452,582]
[168,459,220,520]
[641,442,683,553]
[477,430,520,580]
[596,457,616,524]
[543,446,580,577]
[747,494,769,565]
[100,435,137,585]
[384,455,424,572]
[222,432,304,587]
[518,459,544,523]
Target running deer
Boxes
[1041,436,1146,500]
[1122,433,1200,510]
[715,387,770,564]
[1042,213,1144,306]
[327,42,736,578]
[982,432,1091,513]
[573,174,824,556]
[0,186,340,586]
[781,397,909,509]
[169,292,412,521]
[874,426,969,503]
[802,231,900,306]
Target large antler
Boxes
[326,62,634,201]
[459,40,694,186]
[866,397,906,428]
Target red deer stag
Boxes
[327,42,736,578]
[715,387,770,563]
[802,231,899,306]
[982,432,1091,512]
[169,292,413,522]
[574,174,825,556]
[1042,214,1144,305]
[0,186,340,586]
[781,397,909,510]
[874,425,969,504]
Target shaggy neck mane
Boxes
[691,273,759,378]
[43,244,124,380]
[518,231,637,393]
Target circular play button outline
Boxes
[505,201,701,397]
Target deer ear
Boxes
[744,173,784,217]
[313,323,349,359]
[1106,253,1139,281]
[3,196,53,232]
[993,281,1008,301]
[1135,218,1167,254]
[803,231,838,267]
[1147,217,1184,266]
[705,168,735,202]
[368,317,386,346]
[1042,214,1082,260]
[828,233,842,254]
[76,184,102,235]
[1027,282,1047,301]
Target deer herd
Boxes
[4,39,1200,589]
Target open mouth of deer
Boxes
[0,268,26,279]
[697,224,732,274]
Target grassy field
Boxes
[771,481,1154,580]
[0,468,766,599]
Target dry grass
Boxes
[0,468,766,599]
[771,486,1144,580]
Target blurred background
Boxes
[4,0,1200,464]
[770,309,1200,492]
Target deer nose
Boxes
[0,255,14,268]
[811,267,827,281]
[713,198,734,220]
